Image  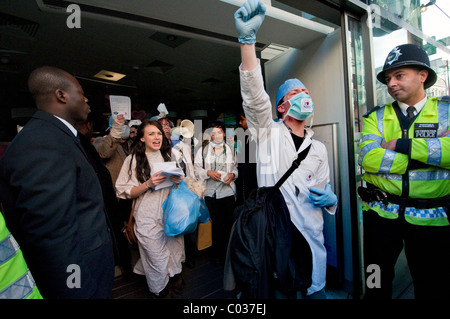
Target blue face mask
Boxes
[283,92,314,121]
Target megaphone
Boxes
[179,119,194,139]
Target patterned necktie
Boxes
[406,106,416,118]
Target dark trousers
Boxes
[363,209,450,299]
[116,199,133,273]
[205,195,236,261]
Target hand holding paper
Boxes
[110,114,125,139]
[222,172,235,185]
[169,175,183,185]
[109,95,131,120]
[151,162,185,190]
[149,103,169,121]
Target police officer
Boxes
[359,44,450,299]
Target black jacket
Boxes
[0,110,115,298]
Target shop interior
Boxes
[0,0,337,140]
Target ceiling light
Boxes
[94,70,126,82]
[261,43,291,60]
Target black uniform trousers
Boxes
[363,209,450,299]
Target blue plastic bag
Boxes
[162,180,201,236]
[198,198,210,224]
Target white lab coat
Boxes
[240,62,336,295]
[193,143,238,198]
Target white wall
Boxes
[263,28,355,290]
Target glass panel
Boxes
[271,0,340,29]
[348,20,367,134]
[369,0,450,106]
[346,15,367,297]
[369,0,422,29]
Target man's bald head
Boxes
[27,66,74,109]
[27,66,91,125]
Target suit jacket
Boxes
[0,110,114,299]
[78,133,121,263]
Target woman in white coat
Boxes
[194,120,238,264]
[234,0,338,298]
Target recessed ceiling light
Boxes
[261,43,291,60]
[94,70,126,82]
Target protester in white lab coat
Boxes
[234,0,337,298]
[194,120,238,264]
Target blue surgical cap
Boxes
[275,78,306,116]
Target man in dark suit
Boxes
[0,66,115,298]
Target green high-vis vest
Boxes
[0,212,43,299]
[359,97,449,226]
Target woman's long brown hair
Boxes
[128,119,172,183]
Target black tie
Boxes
[406,106,416,118]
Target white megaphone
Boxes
[179,119,194,139]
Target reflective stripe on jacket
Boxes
[0,213,42,299]
[359,97,449,226]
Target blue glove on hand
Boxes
[234,0,266,44]
[309,183,337,208]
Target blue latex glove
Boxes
[309,183,337,208]
[234,0,266,44]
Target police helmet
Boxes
[377,44,437,89]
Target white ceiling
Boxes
[0,0,333,122]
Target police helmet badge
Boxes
[386,47,402,66]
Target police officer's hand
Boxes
[438,130,450,137]
[234,0,266,44]
[309,183,337,208]
[381,139,397,150]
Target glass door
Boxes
[342,13,369,299]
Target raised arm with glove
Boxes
[234,0,266,45]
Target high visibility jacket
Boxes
[359,97,449,226]
[0,213,42,299]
